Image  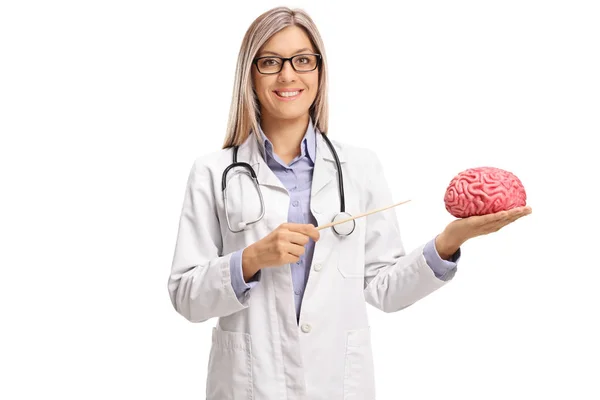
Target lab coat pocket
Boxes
[344,327,376,400]
[206,327,254,400]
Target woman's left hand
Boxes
[435,205,533,260]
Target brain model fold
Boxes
[444,167,526,218]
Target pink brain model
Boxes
[444,167,527,218]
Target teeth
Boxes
[276,91,300,97]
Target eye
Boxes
[259,58,280,67]
[292,55,317,70]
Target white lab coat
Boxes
[168,131,452,400]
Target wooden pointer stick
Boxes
[316,199,411,231]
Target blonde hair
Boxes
[221,6,329,148]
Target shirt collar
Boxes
[256,118,317,164]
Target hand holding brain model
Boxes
[444,166,527,218]
[434,166,532,259]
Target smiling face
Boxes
[251,25,320,124]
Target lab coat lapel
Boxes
[236,132,286,192]
[310,132,346,226]
[238,133,298,326]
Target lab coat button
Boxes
[313,263,322,272]
[301,323,312,333]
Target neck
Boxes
[260,113,310,162]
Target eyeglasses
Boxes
[253,53,321,74]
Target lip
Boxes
[272,88,304,101]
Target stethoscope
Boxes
[222,132,355,236]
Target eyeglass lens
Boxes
[256,54,318,73]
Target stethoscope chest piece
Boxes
[331,212,355,236]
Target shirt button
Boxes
[301,323,312,333]
[294,289,301,295]
[292,200,299,207]
[313,263,322,272]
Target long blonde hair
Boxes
[222,6,329,149]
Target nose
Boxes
[277,59,296,82]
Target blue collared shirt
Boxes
[230,119,459,320]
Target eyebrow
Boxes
[258,47,314,57]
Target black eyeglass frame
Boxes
[252,53,322,74]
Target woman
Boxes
[168,6,531,399]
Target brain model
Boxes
[444,167,526,218]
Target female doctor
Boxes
[167,6,532,400]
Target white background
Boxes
[1,0,599,399]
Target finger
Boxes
[512,206,532,216]
[508,208,531,223]
[305,225,320,242]
[288,223,320,242]
[474,210,508,226]
[489,211,525,232]
[507,206,531,220]
[476,206,531,234]
[506,215,521,224]
[484,220,507,234]
[284,223,308,232]
[508,208,527,221]
[282,254,301,265]
[284,242,306,258]
[287,231,310,246]
[507,207,524,218]
[485,206,529,224]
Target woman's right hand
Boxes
[241,223,320,281]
